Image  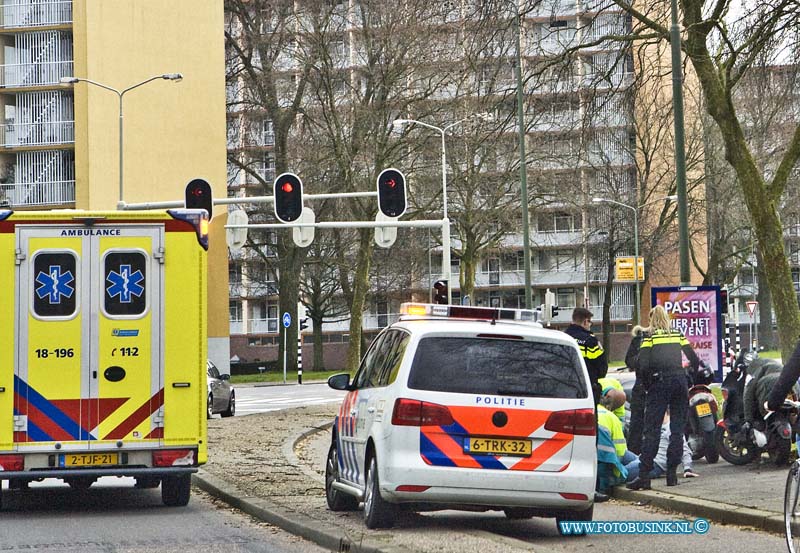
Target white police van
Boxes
[325,303,597,530]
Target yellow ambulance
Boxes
[0,208,208,507]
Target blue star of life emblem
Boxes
[35,265,75,304]
[106,264,144,303]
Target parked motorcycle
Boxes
[715,351,800,466]
[685,363,719,463]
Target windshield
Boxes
[407,337,587,399]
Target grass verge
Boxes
[230,369,349,385]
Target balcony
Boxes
[2,119,74,147]
[249,318,278,334]
[0,179,74,206]
[1,60,73,88]
[0,1,72,29]
[229,320,243,335]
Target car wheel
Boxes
[363,454,394,529]
[556,504,593,536]
[207,394,214,419]
[325,441,358,511]
[162,474,192,506]
[221,392,235,418]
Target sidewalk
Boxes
[612,453,788,534]
[195,404,789,553]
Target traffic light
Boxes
[433,280,448,305]
[720,289,729,317]
[377,168,406,218]
[274,172,303,223]
[184,178,213,217]
[543,289,556,323]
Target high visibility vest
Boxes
[597,405,627,458]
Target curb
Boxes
[193,470,412,553]
[612,487,784,535]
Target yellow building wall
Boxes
[633,36,707,311]
[71,0,230,368]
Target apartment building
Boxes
[225,0,682,369]
[0,0,229,369]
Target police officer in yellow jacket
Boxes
[564,307,608,403]
[627,305,700,490]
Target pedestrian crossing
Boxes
[234,394,344,416]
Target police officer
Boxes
[627,305,700,489]
[564,307,608,403]
[767,339,800,411]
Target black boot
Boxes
[626,476,651,490]
[666,467,678,486]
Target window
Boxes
[229,300,242,322]
[557,287,576,308]
[555,249,574,270]
[408,337,587,398]
[262,119,274,146]
[32,251,77,319]
[103,251,147,317]
[555,212,575,232]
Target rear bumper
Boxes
[378,452,595,511]
[0,467,198,481]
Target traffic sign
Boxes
[282,312,292,328]
[746,301,758,316]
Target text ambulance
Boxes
[0,209,209,507]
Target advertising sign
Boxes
[651,286,723,382]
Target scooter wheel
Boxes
[715,425,759,466]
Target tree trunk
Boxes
[755,249,777,350]
[313,316,324,371]
[276,233,304,376]
[460,253,478,303]
[344,229,374,373]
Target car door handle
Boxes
[367,407,376,413]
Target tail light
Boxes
[544,409,596,436]
[153,449,196,467]
[0,454,23,471]
[391,398,454,427]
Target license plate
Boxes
[695,403,712,417]
[465,437,532,457]
[59,453,119,468]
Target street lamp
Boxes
[60,73,183,209]
[592,194,677,325]
[392,114,488,304]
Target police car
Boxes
[325,303,597,530]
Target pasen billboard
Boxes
[651,286,723,382]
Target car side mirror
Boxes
[220,374,230,381]
[328,373,352,391]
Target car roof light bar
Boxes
[399,303,536,322]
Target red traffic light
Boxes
[274,172,303,223]
[377,168,406,218]
[184,178,213,217]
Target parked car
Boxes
[207,360,235,418]
[325,302,596,532]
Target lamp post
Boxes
[60,73,183,209]
[592,195,677,325]
[392,115,487,304]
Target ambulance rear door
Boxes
[15,223,164,458]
